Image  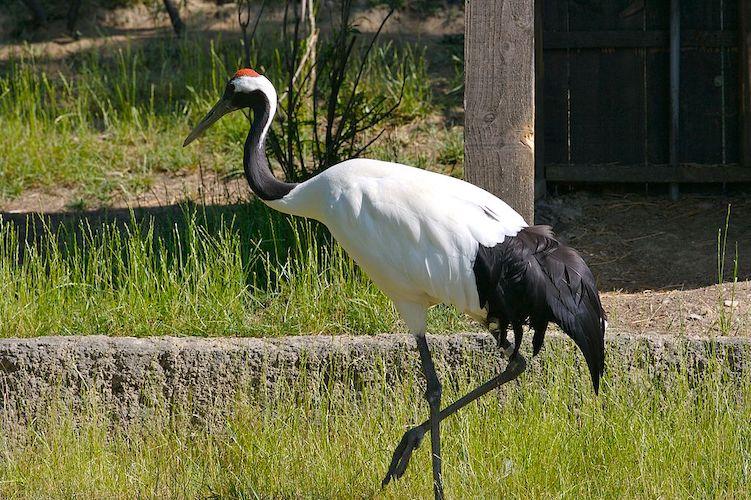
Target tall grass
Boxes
[0,202,467,337]
[0,36,263,127]
[1,343,749,497]
[362,41,433,121]
[0,38,239,198]
[717,205,740,335]
[0,35,432,199]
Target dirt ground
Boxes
[1,1,464,60]
[537,190,751,337]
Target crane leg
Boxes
[415,335,444,500]
[489,318,513,357]
[382,347,527,489]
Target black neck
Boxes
[243,95,297,201]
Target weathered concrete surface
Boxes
[0,331,749,425]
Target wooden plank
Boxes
[546,164,751,182]
[542,0,566,31]
[741,0,751,166]
[681,0,717,30]
[680,0,723,164]
[568,49,601,164]
[669,0,680,169]
[721,0,740,165]
[567,0,623,31]
[566,0,605,166]
[541,53,568,165]
[544,29,737,49]
[567,0,645,167]
[646,1,670,165]
[465,0,535,223]
[541,0,569,166]
[646,0,669,30]
[725,0,739,31]
[603,4,646,166]
[725,48,740,164]
[646,48,670,164]
[534,0,546,199]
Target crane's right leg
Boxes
[416,334,444,500]
[389,301,444,500]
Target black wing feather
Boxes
[473,225,606,393]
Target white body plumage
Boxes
[267,159,528,332]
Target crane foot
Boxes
[382,424,427,487]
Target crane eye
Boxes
[223,82,236,98]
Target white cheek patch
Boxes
[233,75,261,93]
[233,75,277,146]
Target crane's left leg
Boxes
[383,344,527,487]
[416,334,444,500]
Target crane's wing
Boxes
[473,225,607,393]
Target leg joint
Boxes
[507,353,528,377]
[425,379,442,407]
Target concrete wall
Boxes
[1,332,749,425]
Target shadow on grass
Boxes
[0,199,333,288]
[3,188,751,295]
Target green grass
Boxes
[0,35,436,201]
[1,344,749,498]
[0,39,240,199]
[0,202,468,337]
[5,16,746,499]
[717,205,740,335]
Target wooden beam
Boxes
[741,0,751,167]
[534,0,546,201]
[669,0,680,199]
[465,0,535,223]
[545,164,751,183]
[543,30,737,49]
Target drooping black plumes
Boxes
[473,225,606,393]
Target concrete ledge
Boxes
[1,331,749,425]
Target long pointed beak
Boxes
[183,98,234,147]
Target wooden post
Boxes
[741,0,751,168]
[465,0,536,223]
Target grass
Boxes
[0,39,238,199]
[0,34,440,202]
[1,343,749,497]
[717,205,740,335]
[0,201,469,338]
[369,123,464,178]
[4,10,747,498]
[0,14,461,339]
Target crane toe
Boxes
[382,425,427,487]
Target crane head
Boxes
[183,68,276,147]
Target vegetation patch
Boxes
[0,203,468,337]
[1,342,749,497]
[0,28,450,204]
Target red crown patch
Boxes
[233,68,260,78]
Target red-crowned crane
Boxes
[184,69,606,499]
